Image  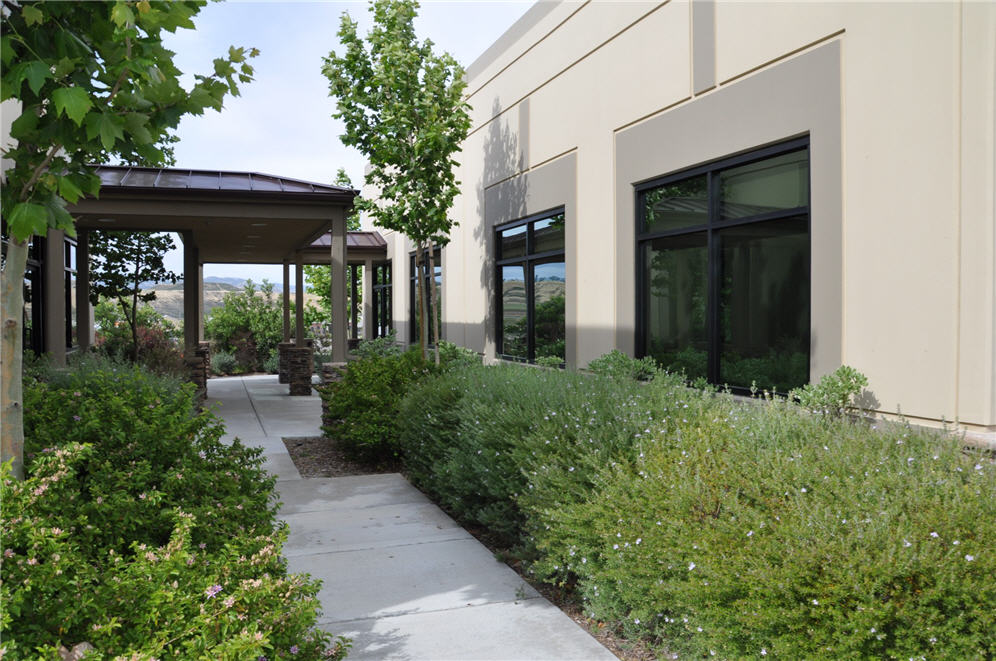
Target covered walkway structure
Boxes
[54,165,385,393]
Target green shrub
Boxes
[437,340,481,368]
[93,299,184,377]
[205,280,289,372]
[532,397,995,660]
[211,350,238,376]
[535,355,563,369]
[586,349,658,381]
[790,364,869,416]
[319,348,437,461]
[352,331,402,359]
[398,360,994,659]
[4,357,347,659]
[263,350,280,375]
[22,354,276,555]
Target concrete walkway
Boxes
[206,375,617,661]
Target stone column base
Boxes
[286,345,314,396]
[278,341,294,384]
[185,342,211,402]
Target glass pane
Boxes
[718,217,809,392]
[533,261,565,361]
[533,214,565,254]
[501,265,527,359]
[643,233,708,380]
[499,224,527,260]
[720,149,808,220]
[643,175,708,233]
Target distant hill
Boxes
[141,281,319,326]
[139,276,296,293]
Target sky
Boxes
[158,0,532,284]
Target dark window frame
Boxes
[495,207,566,363]
[635,136,811,393]
[371,262,392,338]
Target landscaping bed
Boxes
[1,355,347,660]
[316,346,996,660]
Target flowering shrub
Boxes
[399,362,996,659]
[3,357,348,659]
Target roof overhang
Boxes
[70,166,358,264]
[301,231,388,265]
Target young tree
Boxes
[88,230,178,362]
[1,0,257,479]
[322,0,471,363]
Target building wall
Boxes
[381,0,995,431]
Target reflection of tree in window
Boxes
[638,141,810,392]
[496,210,565,363]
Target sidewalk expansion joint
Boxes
[284,534,474,556]
[318,596,545,626]
[241,377,268,436]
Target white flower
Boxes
[974,464,983,471]
[761,648,767,656]
[930,532,939,538]
[634,618,640,624]
[952,540,959,545]
[812,599,819,605]
[688,562,696,571]
[800,487,807,493]
[636,538,642,545]
[965,554,975,562]
[747,530,754,537]
[903,540,912,547]
[613,544,619,550]
[870,627,876,633]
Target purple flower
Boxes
[73,415,81,421]
[290,646,299,655]
[205,584,223,598]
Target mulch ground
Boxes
[282,434,657,661]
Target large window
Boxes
[409,248,441,344]
[637,138,810,392]
[496,209,566,363]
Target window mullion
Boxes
[707,170,721,385]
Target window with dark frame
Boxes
[409,248,441,344]
[496,209,566,363]
[65,237,77,349]
[371,262,392,338]
[636,138,810,393]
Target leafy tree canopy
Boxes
[1,0,257,480]
[321,0,470,247]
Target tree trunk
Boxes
[414,244,427,360]
[1,238,29,480]
[428,243,440,366]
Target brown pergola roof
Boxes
[300,230,388,265]
[71,165,358,263]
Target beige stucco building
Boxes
[375,0,996,436]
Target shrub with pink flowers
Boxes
[1,356,347,659]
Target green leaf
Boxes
[110,2,136,28]
[6,202,50,241]
[1,36,14,68]
[52,87,93,126]
[22,5,44,26]
[57,175,84,204]
[53,57,78,79]
[9,109,39,140]
[23,61,51,95]
[124,113,153,145]
[85,112,125,151]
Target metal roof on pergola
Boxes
[72,165,360,264]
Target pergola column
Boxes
[287,253,313,395]
[350,264,359,340]
[76,229,91,352]
[197,262,204,342]
[331,216,347,363]
[278,259,292,384]
[182,232,208,397]
[362,258,374,341]
[43,229,67,365]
